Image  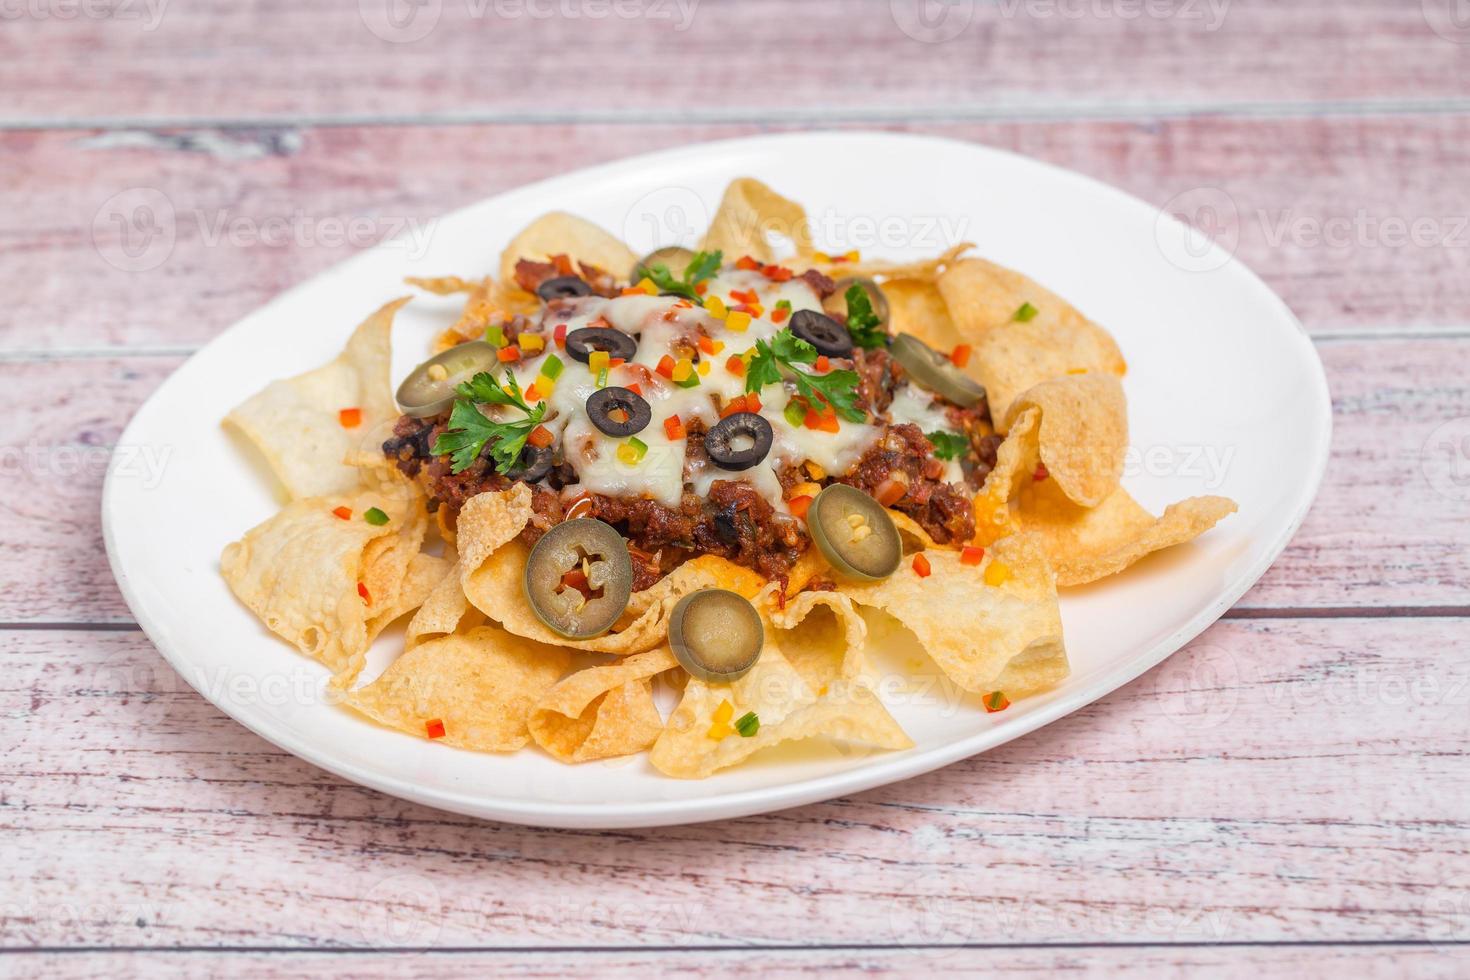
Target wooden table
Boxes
[4,2,1468,976]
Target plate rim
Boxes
[102,130,1333,828]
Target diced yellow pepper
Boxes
[707,699,736,739]
[696,359,710,376]
[804,461,826,480]
[518,333,545,352]
[704,296,728,320]
[725,310,752,333]
[984,561,1011,587]
[813,251,832,263]
[616,442,641,466]
[636,277,658,295]
[588,349,609,373]
[706,338,725,354]
[535,372,557,394]
[672,357,695,383]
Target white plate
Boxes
[103,132,1330,828]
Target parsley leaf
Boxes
[843,283,886,349]
[745,329,866,424]
[926,430,970,461]
[432,371,547,475]
[644,249,723,300]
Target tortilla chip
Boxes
[225,297,408,499]
[937,259,1126,430]
[1012,480,1238,587]
[836,534,1068,698]
[220,484,426,685]
[498,212,638,286]
[528,647,678,763]
[650,594,911,779]
[404,550,483,650]
[881,277,964,355]
[813,243,973,284]
[368,552,454,646]
[1004,376,1128,508]
[700,178,810,261]
[346,626,571,752]
[410,275,543,353]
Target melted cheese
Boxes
[886,383,965,484]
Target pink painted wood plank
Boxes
[1,618,1466,948]
[1,1,1465,123]
[10,946,1466,979]
[6,115,1470,355]
[2,338,1466,624]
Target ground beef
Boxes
[513,258,620,297]
[852,347,899,415]
[844,423,977,545]
[799,268,837,299]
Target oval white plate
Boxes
[103,132,1330,828]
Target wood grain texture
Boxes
[6,115,1470,354]
[3,338,1466,624]
[1,618,1466,949]
[9,946,1468,979]
[2,0,1468,123]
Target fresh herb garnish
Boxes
[843,283,886,349]
[744,329,866,423]
[1014,302,1039,322]
[926,430,970,461]
[644,249,723,301]
[734,711,760,737]
[432,370,548,475]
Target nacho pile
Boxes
[218,177,1234,779]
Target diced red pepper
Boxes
[627,383,642,397]
[694,282,708,296]
[425,718,447,739]
[357,582,372,604]
[951,344,972,368]
[721,395,747,418]
[332,506,352,521]
[743,392,762,414]
[552,254,574,276]
[528,425,554,449]
[621,286,645,296]
[725,354,746,376]
[771,306,790,324]
[875,477,907,506]
[608,357,625,368]
[961,546,986,566]
[730,287,759,305]
[664,415,687,440]
[735,255,761,271]
[696,334,716,355]
[984,691,1011,713]
[656,354,676,379]
[912,553,932,578]
[814,355,830,373]
[497,346,521,363]
[1034,462,1049,482]
[762,264,793,282]
[589,315,612,330]
[553,322,567,348]
[788,495,813,520]
[524,383,542,402]
[338,407,362,428]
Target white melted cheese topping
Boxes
[886,383,966,485]
[499,270,899,511]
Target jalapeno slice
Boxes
[668,589,764,684]
[523,519,634,639]
[806,484,902,581]
[823,277,889,331]
[889,333,986,408]
[395,341,501,419]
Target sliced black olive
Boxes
[704,413,773,472]
[823,276,890,332]
[395,341,501,418]
[634,246,695,283]
[503,443,553,483]
[889,333,986,408]
[523,518,633,640]
[585,386,651,438]
[565,327,638,364]
[669,589,764,684]
[789,309,853,358]
[806,484,902,581]
[536,275,593,302]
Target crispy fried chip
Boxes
[1004,375,1128,508]
[881,277,964,354]
[346,626,571,752]
[370,552,454,647]
[649,591,911,779]
[410,275,542,353]
[1012,480,1238,587]
[220,483,426,685]
[837,534,1068,698]
[937,259,1126,430]
[498,212,638,286]
[813,243,972,284]
[700,177,811,261]
[528,647,678,763]
[224,297,408,499]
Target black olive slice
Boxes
[634,246,696,283]
[586,386,651,438]
[889,333,986,408]
[823,276,890,332]
[565,327,638,364]
[503,443,554,483]
[669,589,764,684]
[395,341,501,419]
[704,413,773,472]
[536,275,593,302]
[806,484,902,581]
[788,309,853,357]
[523,519,634,639]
